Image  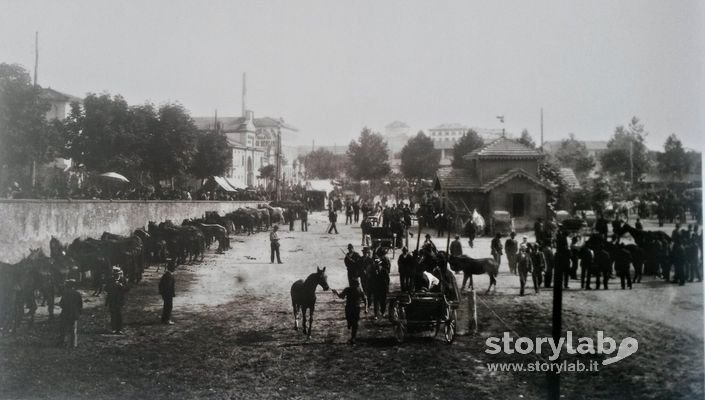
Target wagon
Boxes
[367,225,405,249]
[489,210,512,236]
[387,291,458,344]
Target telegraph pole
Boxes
[276,128,282,201]
[540,108,544,150]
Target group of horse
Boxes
[0,205,290,335]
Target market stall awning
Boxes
[306,180,335,193]
[212,176,238,192]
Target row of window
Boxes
[430,130,465,136]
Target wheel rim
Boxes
[444,310,457,343]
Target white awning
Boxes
[213,176,238,192]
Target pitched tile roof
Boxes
[436,167,551,192]
[435,167,481,191]
[464,137,544,159]
[559,168,582,190]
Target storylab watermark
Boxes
[485,331,639,373]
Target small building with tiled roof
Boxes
[435,137,550,231]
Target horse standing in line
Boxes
[447,254,499,294]
[290,267,330,339]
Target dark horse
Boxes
[290,267,330,338]
[447,254,499,294]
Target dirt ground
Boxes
[0,214,703,399]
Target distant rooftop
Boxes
[385,120,409,129]
[464,137,544,159]
[193,115,298,132]
[430,123,468,131]
[39,87,81,103]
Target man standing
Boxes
[517,246,532,296]
[534,218,544,244]
[465,220,476,248]
[345,202,354,225]
[397,246,415,292]
[300,207,308,232]
[353,200,360,223]
[159,261,176,324]
[450,236,463,257]
[360,217,371,246]
[344,244,362,285]
[270,225,282,264]
[491,233,503,269]
[328,209,339,234]
[505,232,518,275]
[57,279,82,348]
[106,267,128,334]
[288,208,296,231]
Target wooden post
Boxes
[415,217,423,252]
[548,232,564,400]
[468,287,478,333]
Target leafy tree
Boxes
[0,63,56,188]
[63,93,138,175]
[346,127,390,180]
[552,134,595,181]
[190,130,231,179]
[657,134,690,181]
[143,103,197,190]
[518,129,536,149]
[400,131,440,180]
[301,148,347,179]
[600,117,650,182]
[451,129,484,168]
[538,161,567,212]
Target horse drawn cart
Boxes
[387,292,458,344]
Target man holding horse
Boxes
[332,279,366,345]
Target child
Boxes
[332,280,366,345]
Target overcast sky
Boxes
[1,0,703,150]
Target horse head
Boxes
[316,266,330,291]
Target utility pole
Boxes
[33,32,39,87]
[276,128,282,201]
[629,140,634,185]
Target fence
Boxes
[0,199,265,263]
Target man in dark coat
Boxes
[159,261,176,324]
[450,236,463,257]
[465,220,477,248]
[593,245,611,290]
[613,244,632,289]
[517,246,532,296]
[534,218,544,244]
[333,280,366,345]
[105,267,129,334]
[328,209,339,234]
[397,246,415,292]
[505,232,518,275]
[360,217,371,246]
[57,279,82,348]
[344,244,362,285]
[300,207,308,232]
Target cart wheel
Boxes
[391,303,406,343]
[444,309,457,344]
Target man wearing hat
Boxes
[159,261,176,324]
[270,225,282,264]
[106,267,129,334]
[57,279,82,348]
[397,246,415,292]
[344,244,362,285]
[423,234,437,253]
[505,232,518,275]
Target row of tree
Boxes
[0,63,231,193]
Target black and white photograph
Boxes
[0,1,703,399]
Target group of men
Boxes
[57,262,177,349]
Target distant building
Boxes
[39,87,81,121]
[429,123,505,165]
[435,137,550,230]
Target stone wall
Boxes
[0,200,264,263]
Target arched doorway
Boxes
[246,156,253,187]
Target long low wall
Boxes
[0,200,265,263]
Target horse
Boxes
[290,267,330,338]
[447,254,499,294]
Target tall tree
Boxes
[451,129,484,168]
[301,148,347,179]
[518,129,536,149]
[552,133,595,181]
[190,130,231,180]
[143,103,197,190]
[400,131,440,180]
[346,127,390,180]
[600,117,650,182]
[0,63,55,188]
[657,134,690,181]
[539,161,567,212]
